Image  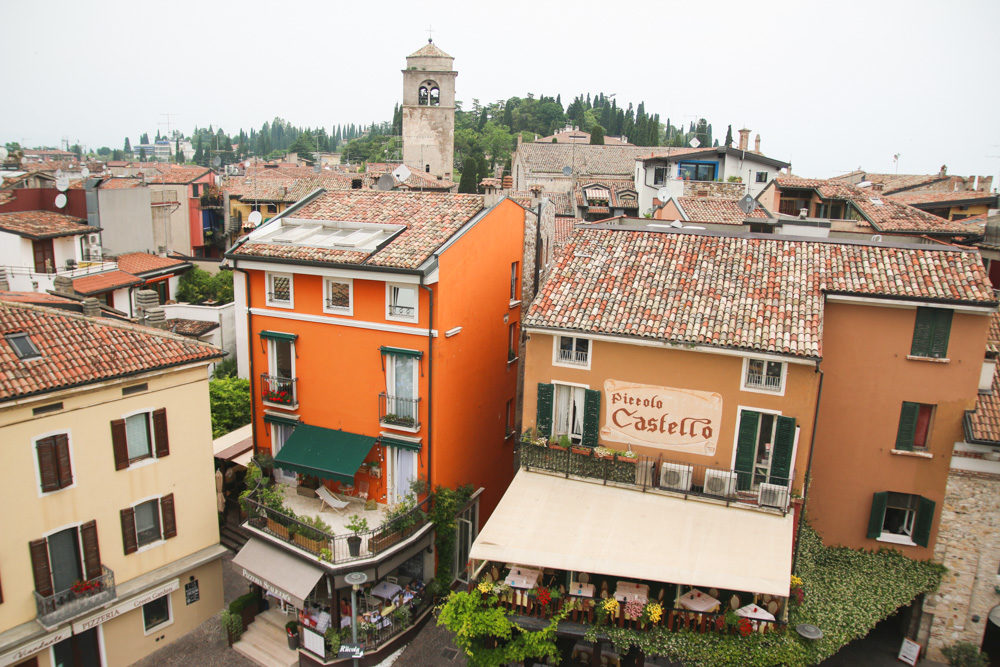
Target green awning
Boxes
[379,346,423,359]
[381,435,422,452]
[260,330,297,341]
[273,425,375,485]
[263,413,299,426]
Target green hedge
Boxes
[229,592,257,615]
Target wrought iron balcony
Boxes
[379,393,420,430]
[261,373,297,406]
[34,565,116,629]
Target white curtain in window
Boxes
[394,448,417,500]
[125,413,150,459]
[392,356,415,419]
[555,385,585,437]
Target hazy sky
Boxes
[3,0,998,180]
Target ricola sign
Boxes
[600,380,722,455]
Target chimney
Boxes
[0,275,8,291]
[754,134,761,153]
[516,134,523,147]
[738,128,751,151]
[53,275,75,296]
[871,183,884,194]
[145,306,167,329]
[135,289,161,323]
[81,297,101,318]
[940,164,947,177]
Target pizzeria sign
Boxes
[600,380,722,455]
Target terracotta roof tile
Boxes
[0,301,222,401]
[144,165,212,185]
[165,318,219,337]
[966,364,1000,444]
[516,144,678,177]
[887,191,999,206]
[408,41,452,58]
[524,227,995,359]
[0,210,91,239]
[98,177,143,190]
[230,190,486,269]
[73,270,143,295]
[116,252,186,276]
[675,196,769,224]
[0,291,76,305]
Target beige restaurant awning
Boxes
[233,538,325,608]
[470,469,794,597]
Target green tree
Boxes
[209,376,250,438]
[176,268,234,304]
[589,125,605,145]
[139,147,147,161]
[724,124,733,147]
[140,132,150,145]
[124,137,131,154]
[286,131,317,163]
[457,166,478,193]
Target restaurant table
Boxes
[735,603,775,621]
[568,582,595,598]
[504,566,541,589]
[371,581,403,600]
[614,581,650,604]
[678,589,721,613]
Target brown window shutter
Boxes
[36,437,59,492]
[161,493,177,539]
[28,538,53,597]
[54,434,72,489]
[80,520,102,581]
[0,565,4,604]
[120,507,138,554]
[111,419,129,470]
[153,408,169,458]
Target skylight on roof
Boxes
[256,218,405,251]
[6,332,41,360]
[869,198,884,206]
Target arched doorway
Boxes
[984,605,1000,666]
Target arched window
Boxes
[418,86,429,106]
[419,80,440,106]
[429,87,440,106]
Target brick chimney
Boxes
[134,289,161,324]
[53,275,75,296]
[0,275,9,291]
[81,297,101,318]
[738,128,751,151]
[939,164,947,177]
[145,306,167,329]
[754,134,761,153]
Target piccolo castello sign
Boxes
[600,380,722,455]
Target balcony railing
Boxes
[303,594,431,661]
[388,304,415,318]
[744,372,782,391]
[379,393,420,430]
[243,490,431,564]
[260,373,297,406]
[519,440,793,514]
[34,565,116,628]
[557,349,589,365]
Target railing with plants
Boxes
[242,478,431,565]
[260,373,296,406]
[378,392,420,429]
[34,565,116,627]
[310,593,431,661]
[519,435,794,514]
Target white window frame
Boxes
[552,381,588,445]
[270,422,298,485]
[386,283,418,323]
[323,277,353,315]
[384,353,420,432]
[652,166,668,186]
[141,592,174,635]
[32,429,76,498]
[740,357,786,396]
[552,335,592,370]
[131,494,166,553]
[265,272,294,309]
[121,407,159,470]
[266,338,296,379]
[877,493,919,546]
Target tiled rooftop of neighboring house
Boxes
[576,180,639,210]
[831,171,946,193]
[773,177,970,234]
[965,312,1000,444]
[535,130,633,146]
[0,301,222,402]
[553,218,581,248]
[229,190,487,269]
[144,165,212,185]
[115,252,188,276]
[165,318,219,337]
[515,144,675,176]
[674,196,769,224]
[887,190,999,206]
[0,291,76,305]
[98,177,143,190]
[0,210,92,239]
[524,226,994,359]
[72,270,143,295]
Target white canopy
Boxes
[470,469,794,597]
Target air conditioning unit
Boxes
[65,259,77,269]
[659,462,693,492]
[703,469,737,497]
[758,482,789,509]
[88,233,100,245]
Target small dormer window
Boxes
[6,332,41,360]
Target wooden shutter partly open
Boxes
[161,493,177,539]
[80,520,101,581]
[28,538,53,597]
[54,434,72,488]
[929,309,952,359]
[913,496,936,547]
[581,389,601,448]
[895,402,920,451]
[867,491,888,539]
[536,383,554,438]
[910,308,935,357]
[734,410,759,491]
[120,507,138,555]
[770,416,796,486]
[36,437,59,492]
[111,419,129,470]
[153,408,169,458]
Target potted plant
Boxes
[346,514,368,557]
[285,620,299,650]
[548,436,567,452]
[368,462,381,479]
[324,627,343,656]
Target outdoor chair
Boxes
[316,486,349,514]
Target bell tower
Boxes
[402,39,456,181]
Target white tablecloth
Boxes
[678,589,720,612]
[504,567,540,589]
[613,581,649,604]
[735,603,775,621]
[371,581,402,600]
[568,582,595,597]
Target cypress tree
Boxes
[725,125,733,147]
[589,125,605,145]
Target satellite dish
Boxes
[377,173,395,191]
[212,156,222,167]
[244,161,251,168]
[0,147,7,161]
[247,210,263,226]
[392,164,411,182]
[20,156,28,165]
[55,193,67,208]
[738,194,758,215]
[80,166,90,178]
[55,175,70,191]
[688,137,701,148]
[656,187,671,202]
[562,166,573,177]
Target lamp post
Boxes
[344,571,367,667]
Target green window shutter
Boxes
[536,383,554,439]
[913,496,936,547]
[910,308,934,357]
[770,416,796,486]
[895,402,920,451]
[867,491,888,539]
[929,309,952,359]
[582,389,601,448]
[734,410,759,491]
